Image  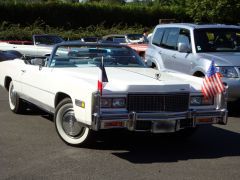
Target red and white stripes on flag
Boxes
[201,60,225,99]
[98,57,108,95]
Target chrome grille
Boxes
[127,93,189,112]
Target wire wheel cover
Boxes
[62,109,85,138]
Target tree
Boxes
[185,0,240,23]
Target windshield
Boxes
[35,35,64,45]
[49,45,146,68]
[113,37,127,43]
[194,28,240,52]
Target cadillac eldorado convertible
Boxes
[0,42,228,146]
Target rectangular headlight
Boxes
[112,98,126,108]
[101,98,112,108]
[101,97,126,108]
[190,96,214,106]
[216,66,238,78]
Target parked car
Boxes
[80,37,100,43]
[0,34,64,58]
[145,23,240,102]
[102,34,146,44]
[0,42,228,146]
[101,34,148,57]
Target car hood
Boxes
[198,52,240,66]
[53,67,202,93]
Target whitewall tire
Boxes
[54,98,92,146]
[8,81,24,113]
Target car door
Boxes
[146,27,165,68]
[172,28,193,74]
[160,28,180,70]
[20,63,55,112]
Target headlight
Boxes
[101,97,126,108]
[101,98,112,108]
[112,98,126,108]
[216,66,238,78]
[190,96,214,106]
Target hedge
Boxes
[0,21,152,40]
[0,3,191,29]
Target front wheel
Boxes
[8,81,25,113]
[54,98,92,146]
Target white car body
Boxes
[0,43,228,146]
[0,34,64,57]
[0,42,52,57]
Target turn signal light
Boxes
[197,118,213,123]
[104,121,123,127]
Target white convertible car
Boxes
[0,43,228,146]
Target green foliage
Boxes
[0,2,189,29]
[185,0,240,23]
[0,21,150,40]
[1,0,239,41]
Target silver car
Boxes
[145,23,240,102]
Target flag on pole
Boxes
[201,60,225,99]
[98,56,108,95]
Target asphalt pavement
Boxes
[0,87,240,180]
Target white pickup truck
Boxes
[0,34,64,58]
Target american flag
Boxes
[202,60,225,99]
[98,57,108,95]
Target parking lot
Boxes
[0,87,240,180]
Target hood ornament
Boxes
[155,73,161,80]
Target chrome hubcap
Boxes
[62,109,84,138]
[10,85,16,107]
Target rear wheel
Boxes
[54,98,92,146]
[8,81,24,113]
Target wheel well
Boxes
[193,71,205,77]
[4,76,12,91]
[55,92,71,108]
[151,62,157,69]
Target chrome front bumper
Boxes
[91,109,228,133]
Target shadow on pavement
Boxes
[20,103,54,121]
[88,125,240,163]
[228,101,240,117]
[21,101,240,164]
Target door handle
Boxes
[158,51,162,55]
[172,54,176,58]
[21,70,26,73]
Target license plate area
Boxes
[135,120,152,131]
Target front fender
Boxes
[191,66,206,76]
[145,47,165,70]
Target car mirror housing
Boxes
[178,43,191,53]
[146,59,153,67]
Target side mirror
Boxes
[38,58,46,70]
[31,58,46,70]
[146,59,152,67]
[178,43,191,53]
